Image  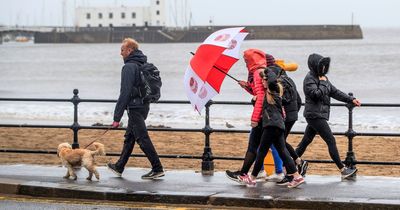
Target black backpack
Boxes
[278,74,296,105]
[138,63,162,103]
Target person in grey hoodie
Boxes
[295,53,361,179]
[107,38,164,179]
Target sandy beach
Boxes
[0,127,399,177]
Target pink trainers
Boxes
[287,176,305,188]
[238,174,256,187]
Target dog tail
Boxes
[91,142,106,156]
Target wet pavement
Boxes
[0,164,399,209]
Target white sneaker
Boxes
[266,173,285,182]
[256,170,267,180]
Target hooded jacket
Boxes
[113,49,148,122]
[268,65,302,122]
[303,53,355,120]
[243,49,266,123]
[261,68,285,130]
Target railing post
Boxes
[344,92,357,178]
[71,89,81,149]
[201,100,214,175]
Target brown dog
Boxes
[57,142,105,181]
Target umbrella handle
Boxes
[189,52,240,83]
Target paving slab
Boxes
[0,164,399,209]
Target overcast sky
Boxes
[0,0,399,27]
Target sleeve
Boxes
[251,69,265,122]
[329,81,355,103]
[113,64,139,122]
[304,76,330,101]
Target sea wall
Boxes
[34,25,363,43]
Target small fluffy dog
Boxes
[57,142,105,181]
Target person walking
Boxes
[295,53,361,179]
[225,49,267,182]
[265,54,308,185]
[239,67,305,188]
[107,38,164,179]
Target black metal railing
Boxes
[1,89,400,175]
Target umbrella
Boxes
[183,27,249,113]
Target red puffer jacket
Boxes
[243,49,267,123]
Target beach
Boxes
[1,127,399,177]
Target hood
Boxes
[267,65,283,77]
[308,53,330,76]
[124,49,147,65]
[243,49,266,73]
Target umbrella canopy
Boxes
[184,27,248,113]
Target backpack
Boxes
[138,63,162,103]
[278,74,296,105]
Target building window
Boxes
[98,13,103,19]
[132,12,136,19]
[156,10,160,15]
[156,0,160,5]
[86,13,91,19]
[87,24,90,27]
[109,12,113,19]
[156,20,160,25]
[121,12,125,19]
[109,23,113,27]
[132,23,136,26]
[99,24,102,27]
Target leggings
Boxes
[252,126,297,177]
[263,120,298,174]
[295,118,344,169]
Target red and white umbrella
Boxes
[183,27,249,113]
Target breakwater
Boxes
[34,25,363,43]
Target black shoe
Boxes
[107,163,122,177]
[141,170,165,179]
[276,175,293,186]
[298,160,308,177]
[225,170,243,183]
[341,167,358,180]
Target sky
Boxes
[0,0,399,28]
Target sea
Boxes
[1,28,400,133]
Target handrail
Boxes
[1,89,400,175]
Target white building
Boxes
[75,0,166,27]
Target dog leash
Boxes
[84,128,110,149]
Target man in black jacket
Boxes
[107,38,164,179]
[295,53,361,180]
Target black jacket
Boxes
[303,54,355,120]
[261,68,285,130]
[269,65,302,122]
[113,49,148,122]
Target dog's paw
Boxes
[86,177,92,181]
[73,176,77,180]
[63,175,69,179]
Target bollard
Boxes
[344,92,357,178]
[71,89,81,149]
[201,101,214,175]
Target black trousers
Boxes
[295,118,344,169]
[284,121,299,161]
[115,106,163,172]
[252,126,297,177]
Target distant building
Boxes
[75,0,166,27]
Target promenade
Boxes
[0,164,399,209]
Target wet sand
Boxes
[0,128,399,176]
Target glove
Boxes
[111,121,120,128]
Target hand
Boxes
[319,76,327,81]
[352,98,361,107]
[111,121,120,128]
[251,121,258,128]
[238,80,247,88]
